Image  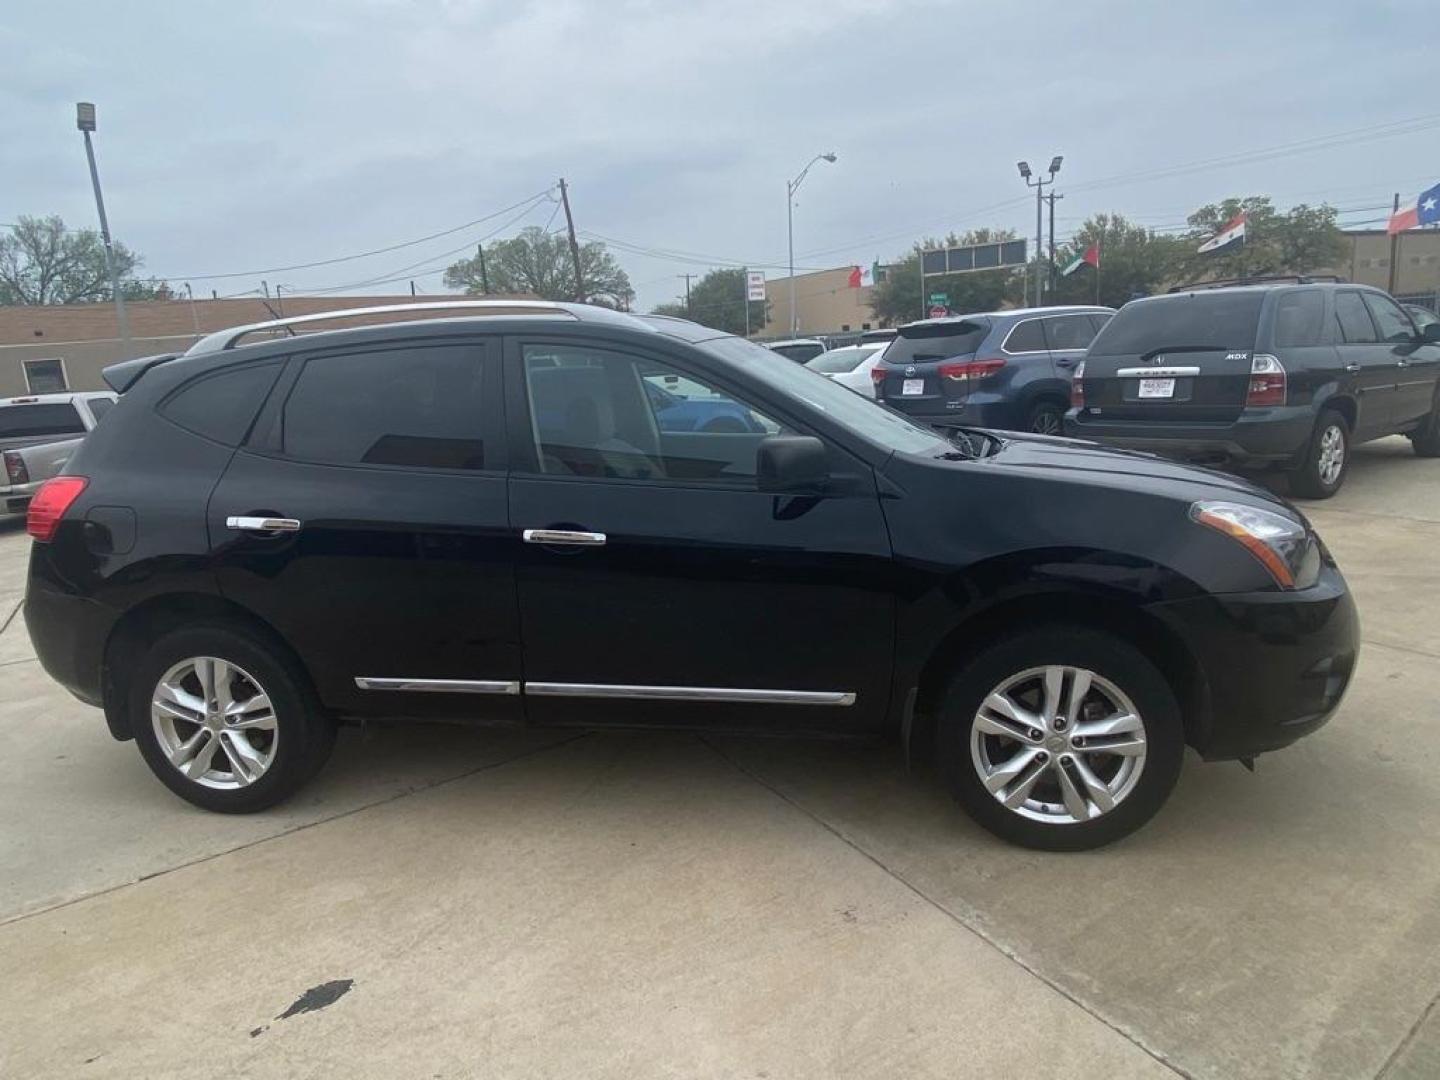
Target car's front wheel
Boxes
[938,626,1185,851]
[129,625,336,812]
[1026,400,1064,436]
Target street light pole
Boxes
[76,102,131,353]
[786,152,837,336]
[1017,155,1062,307]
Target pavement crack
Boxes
[700,735,1196,1080]
[0,597,22,635]
[1362,638,1440,662]
[0,731,590,929]
[1377,983,1440,1079]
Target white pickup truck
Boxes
[2,392,117,516]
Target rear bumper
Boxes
[887,398,1024,431]
[1064,406,1316,466]
[1145,564,1359,760]
[25,568,115,709]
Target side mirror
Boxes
[757,435,828,494]
[1422,322,1440,345]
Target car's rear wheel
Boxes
[1026,400,1064,436]
[937,626,1185,851]
[129,625,335,812]
[1410,389,1440,457]
[1290,408,1350,499]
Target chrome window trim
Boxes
[354,677,521,695]
[1115,366,1203,378]
[524,682,856,706]
[999,317,1049,356]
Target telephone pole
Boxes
[476,243,490,294]
[558,178,585,303]
[681,273,694,316]
[1045,191,1063,296]
[1388,192,1400,295]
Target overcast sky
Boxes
[3,0,1436,312]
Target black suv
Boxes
[1067,281,1440,497]
[25,302,1358,850]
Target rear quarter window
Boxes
[1088,293,1265,356]
[160,361,283,446]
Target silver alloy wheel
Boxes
[151,656,278,790]
[1031,408,1061,435]
[970,665,1147,825]
[1317,424,1346,486]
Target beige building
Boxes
[1329,229,1440,296]
[0,294,490,397]
[761,267,878,338]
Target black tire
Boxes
[937,625,1185,851]
[129,624,336,813]
[1409,389,1440,457]
[1025,399,1065,436]
[1289,407,1350,500]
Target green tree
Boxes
[1050,214,1188,307]
[650,268,767,335]
[1178,197,1346,283]
[868,229,1021,325]
[0,214,165,304]
[444,226,634,309]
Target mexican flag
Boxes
[1062,243,1100,276]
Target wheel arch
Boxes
[101,592,318,741]
[1314,389,1357,432]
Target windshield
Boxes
[881,319,990,365]
[1089,292,1265,356]
[696,336,950,455]
[807,345,880,374]
[0,402,85,439]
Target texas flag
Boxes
[1198,213,1247,255]
[847,263,876,288]
[1386,181,1440,235]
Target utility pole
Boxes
[1388,192,1400,294]
[75,102,131,353]
[681,273,694,316]
[477,243,490,294]
[1017,156,1062,306]
[184,282,200,336]
[1045,191,1063,296]
[409,280,417,296]
[558,178,585,303]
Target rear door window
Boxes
[1088,293,1264,356]
[1041,314,1099,351]
[884,320,990,365]
[1271,291,1326,348]
[1003,319,1047,353]
[0,402,85,439]
[1334,292,1379,344]
[1362,293,1417,343]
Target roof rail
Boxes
[1167,274,1347,293]
[184,300,580,355]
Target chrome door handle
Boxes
[523,528,606,546]
[226,516,302,532]
[1345,363,1362,374]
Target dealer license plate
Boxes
[1138,378,1175,399]
[902,378,925,396]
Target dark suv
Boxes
[25,301,1358,850]
[873,306,1113,434]
[1067,281,1440,497]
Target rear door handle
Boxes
[226,516,302,532]
[1345,363,1362,374]
[522,528,606,547]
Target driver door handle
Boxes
[1344,363,1362,374]
[523,528,606,547]
[226,516,302,532]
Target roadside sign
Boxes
[929,305,948,319]
[929,292,949,305]
[746,271,766,302]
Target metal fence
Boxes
[1396,292,1439,314]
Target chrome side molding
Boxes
[1115,366,1202,378]
[524,682,856,706]
[354,677,521,695]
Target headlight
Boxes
[1190,500,1321,590]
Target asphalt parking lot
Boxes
[1,438,1437,1080]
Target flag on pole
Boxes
[1198,213,1247,255]
[1062,243,1100,277]
[847,263,877,288]
[1387,181,1440,235]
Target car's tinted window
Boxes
[87,397,114,422]
[522,343,784,483]
[282,345,486,469]
[1362,293,1416,343]
[0,402,84,439]
[1004,319,1047,352]
[884,320,990,365]
[1272,291,1326,348]
[1088,293,1264,355]
[1042,314,1099,351]
[161,362,281,446]
[1334,292,1378,344]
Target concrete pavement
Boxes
[1,439,1437,1079]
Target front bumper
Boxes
[1145,563,1359,760]
[2,480,40,515]
[1064,406,1316,466]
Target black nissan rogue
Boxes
[25,302,1359,850]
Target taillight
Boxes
[1070,361,1085,408]
[937,358,1006,383]
[870,366,888,389]
[26,476,88,542]
[3,450,28,486]
[1246,353,1286,407]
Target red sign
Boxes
[929,305,948,319]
